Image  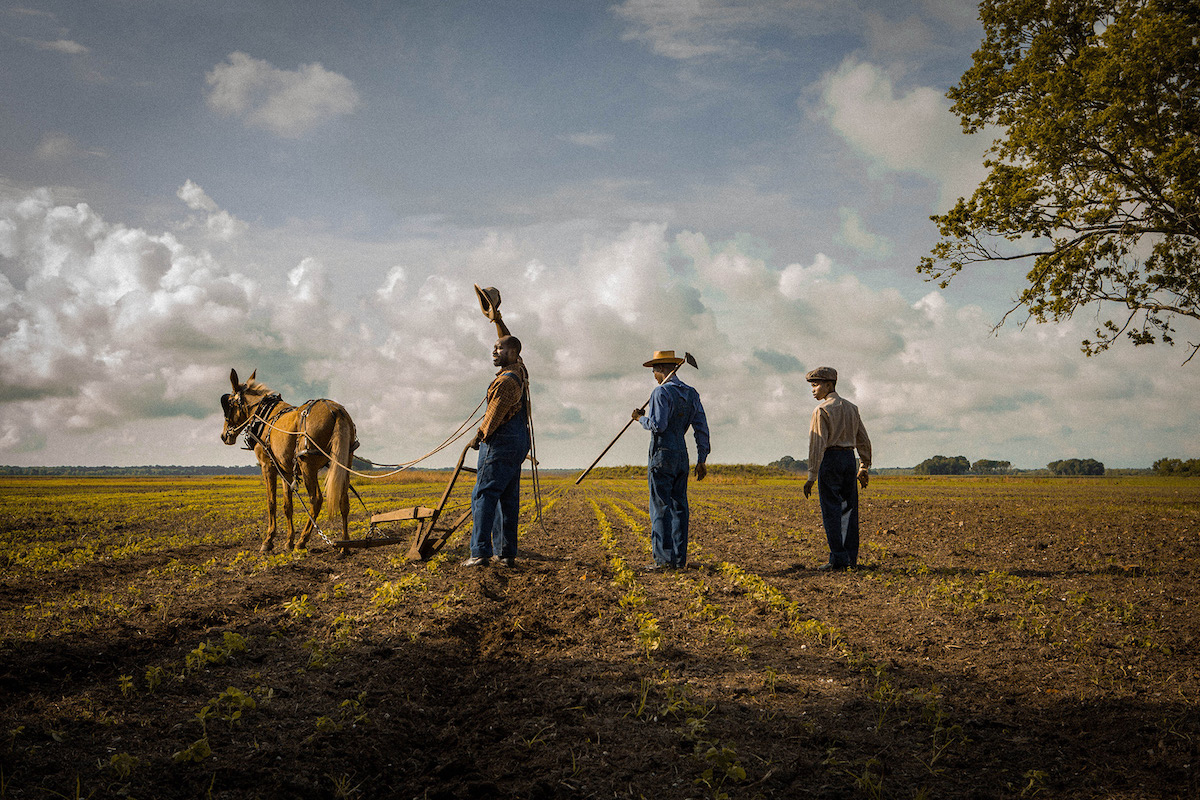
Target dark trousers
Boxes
[648,447,689,567]
[818,449,859,567]
[470,414,529,559]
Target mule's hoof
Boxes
[260,542,274,553]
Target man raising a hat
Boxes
[632,351,710,570]
[802,366,872,571]
[464,286,530,569]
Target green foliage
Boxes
[283,594,314,618]
[197,686,258,729]
[184,632,250,675]
[696,743,747,799]
[971,458,1011,474]
[107,752,138,780]
[919,0,1200,359]
[172,736,212,763]
[144,665,166,692]
[370,574,426,608]
[915,455,971,475]
[1047,458,1105,476]
[1153,457,1200,476]
[767,455,808,473]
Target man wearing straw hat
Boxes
[802,366,872,571]
[632,350,710,570]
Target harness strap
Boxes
[242,394,285,450]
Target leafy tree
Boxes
[971,458,1012,474]
[768,455,808,473]
[915,455,972,475]
[920,0,1200,361]
[1153,457,1200,476]
[1047,458,1105,475]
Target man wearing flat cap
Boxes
[803,366,872,571]
[632,351,710,570]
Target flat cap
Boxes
[805,366,837,383]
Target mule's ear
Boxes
[230,368,240,391]
[248,369,257,382]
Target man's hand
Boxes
[695,463,707,481]
[470,430,483,450]
[631,408,645,421]
[803,479,814,499]
[857,468,869,489]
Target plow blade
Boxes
[334,442,477,560]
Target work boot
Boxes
[491,555,516,568]
[462,556,488,567]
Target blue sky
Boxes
[1,0,1196,469]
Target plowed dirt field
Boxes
[1,473,1197,799]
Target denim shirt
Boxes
[640,375,710,463]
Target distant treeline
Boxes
[2,456,380,478]
[0,465,261,477]
[587,464,796,480]
[767,455,808,473]
[1153,458,1200,477]
[1046,458,1106,476]
[914,456,1105,476]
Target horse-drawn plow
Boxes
[219,283,541,560]
[334,442,478,561]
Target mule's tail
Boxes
[324,409,354,533]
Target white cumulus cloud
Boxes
[176,180,247,241]
[2,183,1197,470]
[817,58,992,207]
[204,52,361,138]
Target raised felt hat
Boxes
[473,284,501,321]
[644,350,685,368]
[805,366,838,383]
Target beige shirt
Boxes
[807,391,872,478]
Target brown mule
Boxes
[220,369,357,551]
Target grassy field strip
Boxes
[2,475,532,643]
[597,496,753,660]
[346,479,566,632]
[650,489,979,792]
[613,482,1186,711]
[705,556,974,789]
[586,495,756,796]
[588,497,662,657]
[869,561,1179,700]
[0,474,463,577]
[598,490,961,795]
[0,490,262,575]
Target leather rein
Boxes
[224,392,287,451]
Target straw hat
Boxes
[643,350,685,368]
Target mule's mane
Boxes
[242,377,276,402]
